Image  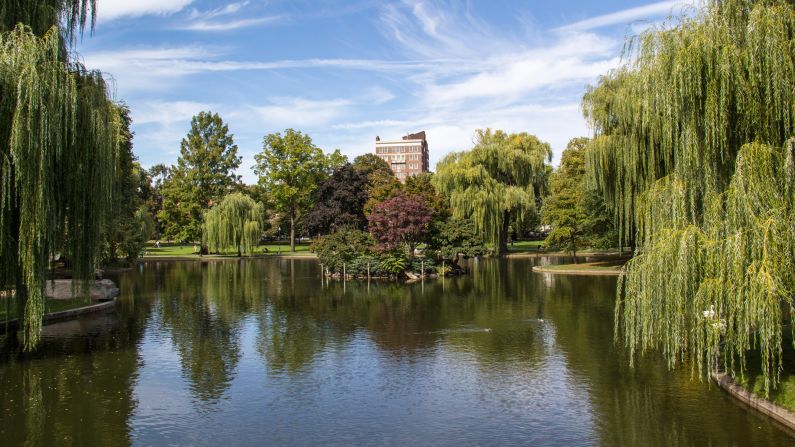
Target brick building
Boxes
[374,131,430,181]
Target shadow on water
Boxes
[0,257,791,446]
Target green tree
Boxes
[204,193,265,257]
[541,137,590,259]
[353,154,400,215]
[303,164,369,236]
[584,0,795,392]
[313,228,374,273]
[429,217,487,268]
[434,129,551,255]
[102,104,152,263]
[352,153,393,180]
[159,111,241,243]
[0,1,119,347]
[253,129,331,251]
[146,163,170,238]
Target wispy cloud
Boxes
[97,0,194,21]
[132,100,214,125]
[379,0,516,59]
[422,34,619,104]
[186,1,250,20]
[251,98,353,128]
[179,16,283,31]
[557,0,698,32]
[82,46,460,92]
[178,1,282,32]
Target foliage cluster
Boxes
[434,129,551,254]
[540,137,616,257]
[584,0,795,392]
[0,2,146,347]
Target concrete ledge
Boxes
[531,266,622,276]
[2,299,117,332]
[713,372,795,432]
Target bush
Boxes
[313,228,374,273]
[408,257,436,274]
[378,254,407,276]
[346,255,384,276]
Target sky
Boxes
[77,0,698,183]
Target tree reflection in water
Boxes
[0,258,792,446]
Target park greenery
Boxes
[0,1,158,347]
[7,0,789,406]
[158,111,242,243]
[434,130,552,255]
[540,137,616,259]
[584,0,795,393]
[204,193,265,257]
[253,129,345,252]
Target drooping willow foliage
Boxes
[1,0,120,348]
[583,0,795,392]
[1,0,96,39]
[433,129,551,254]
[204,193,265,256]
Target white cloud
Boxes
[179,16,282,31]
[557,0,698,32]
[251,98,353,128]
[187,1,250,20]
[379,0,515,59]
[422,34,619,104]
[97,0,194,21]
[82,45,452,94]
[132,100,214,125]
[367,87,396,105]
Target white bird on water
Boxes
[702,305,716,319]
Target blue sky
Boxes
[78,0,697,183]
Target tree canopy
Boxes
[0,2,120,347]
[368,193,433,256]
[253,129,333,251]
[583,0,795,392]
[204,193,265,257]
[304,164,369,236]
[433,129,551,254]
[541,137,615,258]
[102,104,153,263]
[159,111,241,242]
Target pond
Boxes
[0,257,792,446]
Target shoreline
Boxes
[506,251,627,258]
[531,265,622,276]
[2,299,117,332]
[140,253,318,262]
[713,372,795,434]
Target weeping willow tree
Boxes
[204,193,265,257]
[583,0,795,393]
[433,129,551,255]
[1,1,120,348]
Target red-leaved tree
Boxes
[368,193,433,256]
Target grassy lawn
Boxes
[142,242,312,258]
[733,333,795,412]
[735,373,795,412]
[0,298,92,321]
[508,240,545,252]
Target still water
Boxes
[0,257,792,446]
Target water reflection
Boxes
[0,257,791,446]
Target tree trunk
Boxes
[498,211,510,255]
[290,212,296,252]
